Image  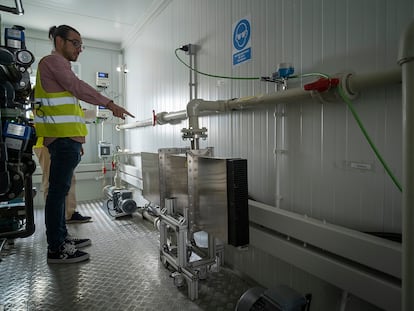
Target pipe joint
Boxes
[156,111,169,125]
[187,99,228,118]
[398,19,414,65]
[187,99,205,118]
[339,72,359,100]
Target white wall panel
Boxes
[123,1,413,309]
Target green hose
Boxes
[174,48,261,80]
[337,85,402,192]
[175,48,330,81]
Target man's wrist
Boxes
[106,100,114,109]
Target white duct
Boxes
[398,19,414,311]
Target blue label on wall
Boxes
[233,48,251,66]
[232,16,252,66]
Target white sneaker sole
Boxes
[47,252,90,264]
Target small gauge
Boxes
[16,49,34,66]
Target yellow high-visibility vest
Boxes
[34,66,87,138]
[33,136,44,149]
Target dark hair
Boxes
[48,25,80,46]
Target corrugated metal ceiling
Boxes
[0,0,158,44]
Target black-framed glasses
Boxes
[65,38,84,50]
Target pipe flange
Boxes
[340,72,359,100]
[181,127,208,140]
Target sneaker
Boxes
[66,235,92,248]
[47,242,90,264]
[66,211,92,223]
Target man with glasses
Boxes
[34,24,134,264]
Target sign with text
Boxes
[232,15,251,66]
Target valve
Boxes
[273,62,294,80]
[261,63,294,90]
[304,77,339,92]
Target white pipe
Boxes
[190,69,401,114]
[116,111,188,130]
[116,118,153,130]
[343,68,401,98]
[398,19,414,311]
[114,151,141,157]
[117,68,401,132]
[186,98,229,130]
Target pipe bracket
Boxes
[181,127,208,140]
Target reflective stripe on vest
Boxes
[34,115,85,124]
[38,96,78,107]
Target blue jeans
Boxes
[45,138,81,251]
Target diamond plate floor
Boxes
[0,201,251,311]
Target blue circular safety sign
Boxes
[233,19,250,51]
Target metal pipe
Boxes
[188,44,197,101]
[157,110,187,124]
[189,53,193,100]
[398,19,414,311]
[193,53,198,99]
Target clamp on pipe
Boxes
[182,98,223,143]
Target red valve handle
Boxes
[304,77,339,92]
[152,109,157,126]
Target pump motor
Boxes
[236,285,311,311]
[103,185,137,217]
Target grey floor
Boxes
[0,201,252,311]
